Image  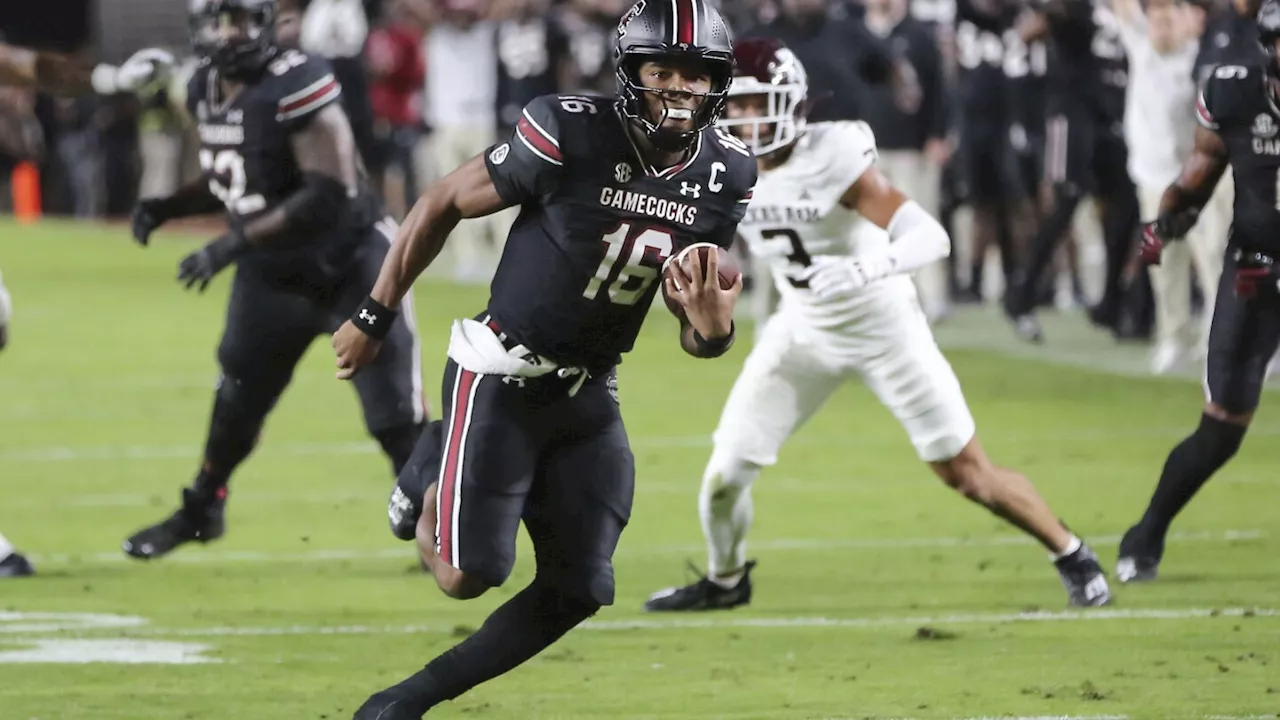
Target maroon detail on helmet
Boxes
[731,36,789,83]
[675,0,697,45]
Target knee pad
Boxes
[700,449,763,514]
[214,372,283,420]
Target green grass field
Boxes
[1,218,1278,720]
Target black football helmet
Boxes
[614,0,735,151]
[190,0,278,79]
[1261,0,1280,67]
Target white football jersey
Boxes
[736,121,918,330]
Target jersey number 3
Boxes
[583,223,673,305]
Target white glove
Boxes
[91,48,175,95]
[796,254,896,300]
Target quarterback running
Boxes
[645,38,1111,612]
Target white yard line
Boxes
[25,530,1265,567]
[19,607,1273,639]
[7,425,1280,463]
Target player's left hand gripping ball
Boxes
[663,243,742,336]
[176,232,245,292]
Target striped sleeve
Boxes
[1195,88,1218,130]
[274,56,342,131]
[485,95,568,205]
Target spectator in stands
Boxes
[367,0,425,217]
[407,0,506,282]
[557,0,625,94]
[493,0,569,134]
[742,0,895,123]
[1116,0,1218,373]
[0,86,42,212]
[860,0,953,322]
[294,0,381,169]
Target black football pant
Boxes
[1008,110,1139,317]
[1204,249,1280,414]
[201,222,426,489]
[426,353,634,606]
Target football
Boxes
[662,243,741,318]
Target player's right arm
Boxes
[1141,73,1232,263]
[333,94,569,378]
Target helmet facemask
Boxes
[718,75,807,157]
[615,51,734,152]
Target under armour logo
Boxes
[358,309,377,324]
[680,182,701,198]
[502,375,526,387]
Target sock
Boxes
[709,570,744,589]
[193,378,271,498]
[1050,534,1082,561]
[0,531,13,559]
[1140,413,1246,539]
[378,580,597,713]
[698,450,762,577]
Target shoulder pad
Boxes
[267,50,342,127]
[1199,64,1264,130]
[703,127,758,201]
[810,121,879,198]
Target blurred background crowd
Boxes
[0,0,1241,370]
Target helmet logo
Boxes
[618,0,647,37]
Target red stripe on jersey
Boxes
[1195,93,1215,127]
[278,78,339,115]
[517,116,563,162]
[676,0,696,44]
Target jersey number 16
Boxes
[582,223,674,306]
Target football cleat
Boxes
[1115,524,1163,583]
[389,421,445,542]
[0,552,35,578]
[644,560,756,612]
[1054,544,1111,607]
[122,487,225,560]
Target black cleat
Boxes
[1054,543,1111,607]
[123,488,225,560]
[0,552,35,578]
[353,690,426,720]
[389,420,444,542]
[1115,524,1163,583]
[644,560,756,612]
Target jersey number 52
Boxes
[583,223,673,305]
[199,148,266,215]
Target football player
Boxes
[1117,0,1280,582]
[330,1,755,715]
[645,37,1111,613]
[120,0,429,561]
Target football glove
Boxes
[1233,251,1280,299]
[177,232,246,292]
[796,254,896,300]
[130,199,168,247]
[1139,209,1200,266]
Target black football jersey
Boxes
[1044,0,1128,120]
[482,94,757,374]
[1199,64,1280,254]
[954,0,1016,122]
[187,49,379,269]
